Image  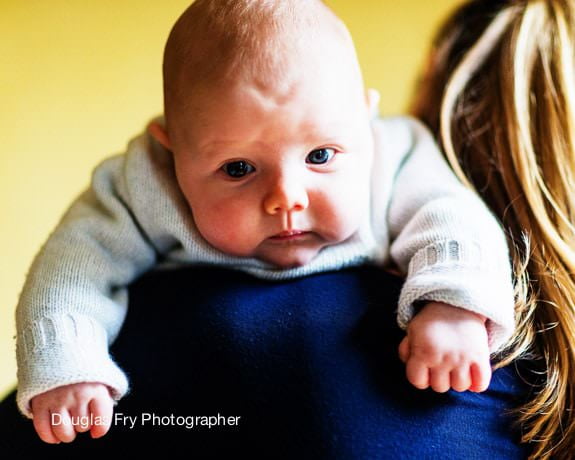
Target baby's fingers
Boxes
[398,336,410,363]
[429,367,451,393]
[51,409,76,443]
[470,361,492,393]
[89,394,113,439]
[450,366,472,392]
[73,404,95,434]
[32,409,61,444]
[405,358,429,390]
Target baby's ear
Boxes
[365,88,380,118]
[147,121,172,151]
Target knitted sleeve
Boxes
[15,144,159,418]
[386,117,515,353]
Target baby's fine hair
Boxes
[161,0,351,130]
[412,1,575,458]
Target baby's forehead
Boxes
[163,1,362,127]
[164,0,355,94]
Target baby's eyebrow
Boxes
[195,125,354,159]
[195,139,269,159]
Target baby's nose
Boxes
[263,178,309,215]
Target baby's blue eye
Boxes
[306,148,335,165]
[222,160,255,178]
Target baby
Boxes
[16,0,515,444]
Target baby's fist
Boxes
[398,302,491,393]
[31,382,114,444]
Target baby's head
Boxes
[149,0,379,268]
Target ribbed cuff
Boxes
[16,314,129,418]
[396,241,515,353]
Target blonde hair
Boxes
[413,1,575,458]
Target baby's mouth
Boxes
[269,230,310,241]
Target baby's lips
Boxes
[272,230,307,238]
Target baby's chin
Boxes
[256,245,324,269]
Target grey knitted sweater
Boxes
[15,115,515,417]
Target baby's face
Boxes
[165,69,375,268]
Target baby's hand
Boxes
[31,382,114,444]
[398,302,491,393]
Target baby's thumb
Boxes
[398,336,410,363]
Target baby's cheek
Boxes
[326,176,369,228]
[314,185,366,240]
[194,203,259,256]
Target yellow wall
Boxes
[0,0,463,399]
